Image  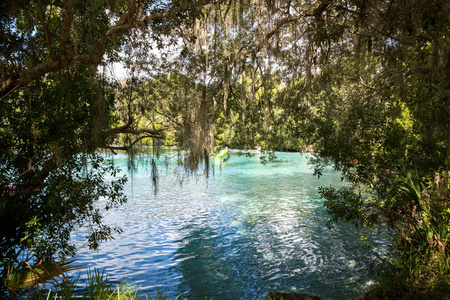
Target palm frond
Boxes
[5,259,84,291]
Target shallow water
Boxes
[71,151,389,299]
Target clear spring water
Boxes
[71,151,390,299]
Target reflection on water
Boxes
[71,151,389,299]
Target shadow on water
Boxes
[172,216,314,300]
[170,154,386,299]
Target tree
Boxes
[297,1,450,296]
[174,0,450,295]
[2,0,449,297]
[0,0,218,295]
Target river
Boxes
[71,150,389,299]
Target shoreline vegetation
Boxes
[2,0,448,298]
[20,267,323,300]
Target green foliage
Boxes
[0,26,127,298]
[1,0,216,292]
[3,259,82,299]
[365,247,450,299]
[84,269,115,299]
[320,186,376,229]
[19,268,216,300]
[298,1,450,296]
[1,0,450,297]
[26,269,141,300]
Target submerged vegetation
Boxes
[1,0,449,298]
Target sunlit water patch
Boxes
[71,151,390,299]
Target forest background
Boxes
[0,0,449,298]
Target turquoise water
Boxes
[72,151,389,299]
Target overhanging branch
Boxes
[0,0,221,98]
[106,125,167,137]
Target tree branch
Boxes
[236,1,331,60]
[100,134,164,153]
[106,124,167,137]
[21,158,56,200]
[61,0,76,60]
[0,0,221,97]
[156,110,185,128]
[37,0,56,61]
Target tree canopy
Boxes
[1,0,450,297]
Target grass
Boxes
[24,269,212,300]
[25,268,141,300]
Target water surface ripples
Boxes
[71,151,390,299]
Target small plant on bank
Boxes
[10,264,213,300]
[12,266,141,300]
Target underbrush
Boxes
[365,228,450,299]
[365,257,450,299]
[365,171,450,299]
